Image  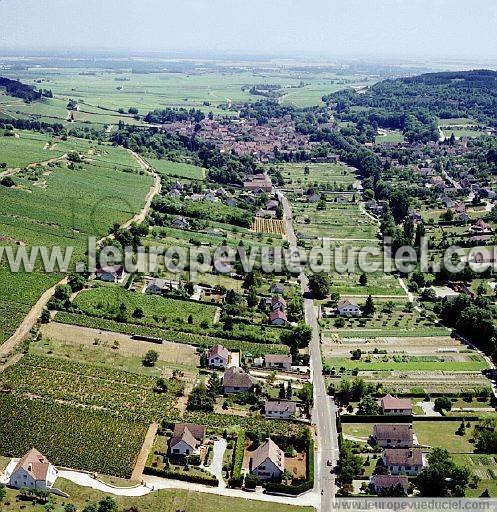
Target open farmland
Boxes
[0,142,153,344]
[0,354,183,421]
[0,393,147,478]
[251,217,286,235]
[146,157,205,180]
[73,286,218,326]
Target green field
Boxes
[147,157,205,180]
[0,141,152,344]
[0,393,147,478]
[73,286,218,326]
[0,480,312,512]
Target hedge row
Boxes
[143,466,219,486]
[229,430,246,488]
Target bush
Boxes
[230,430,246,487]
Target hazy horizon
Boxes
[1,0,497,63]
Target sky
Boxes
[1,0,497,61]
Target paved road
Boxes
[279,191,339,511]
[204,438,227,488]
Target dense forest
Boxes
[0,76,51,102]
[327,70,497,142]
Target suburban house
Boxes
[270,296,287,311]
[269,309,288,326]
[336,300,362,316]
[250,438,285,480]
[264,354,292,370]
[146,278,167,295]
[8,448,58,490]
[370,475,409,495]
[470,219,493,235]
[223,366,255,394]
[169,423,205,457]
[382,448,424,475]
[379,394,413,416]
[207,344,231,369]
[96,265,127,284]
[372,424,414,448]
[264,400,298,419]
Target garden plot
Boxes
[280,162,357,190]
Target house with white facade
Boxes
[207,344,231,368]
[264,400,298,419]
[336,300,362,316]
[250,438,285,480]
[169,423,205,457]
[7,448,58,490]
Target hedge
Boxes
[144,466,219,486]
[229,430,246,488]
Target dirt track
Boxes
[0,150,161,358]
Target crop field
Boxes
[73,286,218,326]
[147,157,205,180]
[55,311,289,356]
[1,354,183,421]
[293,202,378,240]
[374,130,405,144]
[0,130,82,168]
[280,162,357,190]
[0,144,152,344]
[0,393,147,478]
[324,272,405,297]
[251,217,286,235]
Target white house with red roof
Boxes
[6,448,58,490]
[379,394,413,415]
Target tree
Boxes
[142,350,159,367]
[286,380,293,399]
[358,394,381,415]
[68,273,85,292]
[363,295,375,316]
[82,505,98,512]
[308,272,331,299]
[339,440,363,484]
[297,382,313,415]
[155,378,168,394]
[187,383,215,412]
[0,176,15,188]
[247,286,258,308]
[132,307,144,319]
[0,484,6,502]
[359,273,368,286]
[434,396,452,413]
[278,382,286,399]
[98,497,118,512]
[415,448,471,497]
[41,308,51,324]
[64,505,77,512]
[207,372,222,396]
[390,188,410,224]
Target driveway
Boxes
[416,401,441,416]
[204,438,227,488]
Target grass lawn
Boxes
[415,421,477,453]
[342,423,375,440]
[0,480,312,512]
[452,454,497,497]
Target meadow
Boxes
[146,157,206,180]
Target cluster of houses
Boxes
[206,344,300,419]
[367,395,424,495]
[168,421,286,481]
[160,115,313,163]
